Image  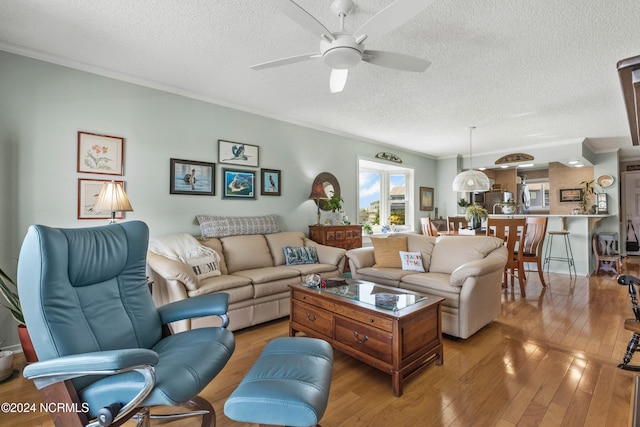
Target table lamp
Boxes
[93,180,133,223]
[308,182,328,225]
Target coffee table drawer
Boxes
[335,317,392,364]
[291,300,333,338]
[291,289,335,312]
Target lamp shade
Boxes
[94,181,133,223]
[452,170,491,192]
[308,182,328,200]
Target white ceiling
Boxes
[1,0,640,161]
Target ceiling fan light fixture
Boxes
[330,69,348,93]
[320,35,364,69]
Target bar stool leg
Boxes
[564,233,576,277]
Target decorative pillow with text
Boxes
[399,251,425,272]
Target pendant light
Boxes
[452,126,491,192]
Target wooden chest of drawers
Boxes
[308,225,362,250]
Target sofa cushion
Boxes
[198,237,228,275]
[430,236,504,274]
[284,263,338,276]
[356,267,415,283]
[371,236,408,268]
[188,276,253,299]
[232,266,300,285]
[264,232,306,265]
[283,246,319,265]
[400,273,462,308]
[221,235,273,273]
[405,234,436,271]
[399,251,425,272]
[197,214,280,238]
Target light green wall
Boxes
[0,51,438,347]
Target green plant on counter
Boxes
[465,204,489,228]
[458,198,470,208]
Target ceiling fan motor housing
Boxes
[320,34,364,69]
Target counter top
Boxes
[488,214,612,228]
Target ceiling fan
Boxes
[251,0,435,93]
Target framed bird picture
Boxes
[218,140,259,167]
[261,168,281,196]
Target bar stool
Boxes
[543,230,576,277]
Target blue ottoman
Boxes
[224,337,333,427]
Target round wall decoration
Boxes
[596,174,615,188]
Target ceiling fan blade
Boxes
[362,50,431,72]
[330,69,348,93]
[269,0,335,41]
[353,0,436,44]
[251,53,320,70]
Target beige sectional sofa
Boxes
[147,231,346,333]
[346,233,508,339]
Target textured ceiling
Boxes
[1,0,640,161]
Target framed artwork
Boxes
[559,188,582,202]
[222,168,256,199]
[77,131,124,175]
[170,159,215,195]
[261,168,281,196]
[419,187,434,211]
[78,178,125,220]
[218,140,259,167]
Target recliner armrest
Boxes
[23,349,158,385]
[157,292,230,325]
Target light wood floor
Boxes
[2,261,640,426]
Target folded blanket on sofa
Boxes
[149,233,217,262]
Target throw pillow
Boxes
[399,251,426,272]
[185,254,221,281]
[370,236,408,268]
[283,246,319,265]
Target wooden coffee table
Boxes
[289,280,443,397]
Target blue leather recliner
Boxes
[17,221,235,427]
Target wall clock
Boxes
[596,174,615,188]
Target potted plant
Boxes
[457,198,470,214]
[362,223,373,235]
[324,192,344,225]
[579,179,595,214]
[499,199,518,215]
[0,267,37,362]
[465,204,489,229]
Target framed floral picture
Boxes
[222,168,256,199]
[169,158,215,195]
[218,140,259,167]
[78,178,125,220]
[77,131,124,175]
[261,168,281,196]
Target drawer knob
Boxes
[306,312,317,322]
[353,331,368,344]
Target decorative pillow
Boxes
[185,254,221,281]
[370,236,408,268]
[399,251,425,272]
[195,215,280,238]
[283,246,319,265]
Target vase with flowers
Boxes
[465,204,489,229]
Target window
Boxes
[358,159,414,232]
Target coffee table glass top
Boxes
[318,279,426,311]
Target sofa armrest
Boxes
[450,246,508,287]
[147,251,199,291]
[304,238,346,266]
[157,293,230,326]
[346,247,375,270]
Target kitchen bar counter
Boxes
[487,214,613,276]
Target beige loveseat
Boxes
[147,231,346,333]
[346,234,508,339]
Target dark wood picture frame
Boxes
[559,188,582,202]
[420,187,434,211]
[77,131,124,176]
[169,159,215,196]
[222,168,256,199]
[260,168,281,196]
